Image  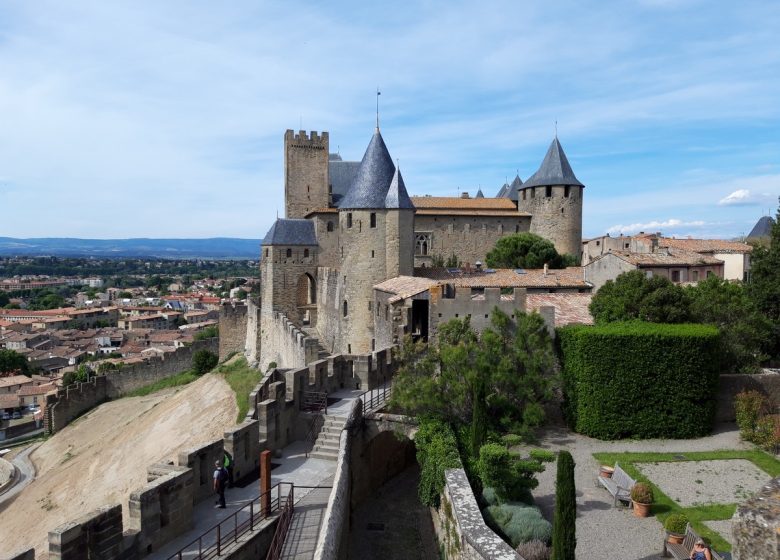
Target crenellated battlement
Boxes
[284,129,329,149]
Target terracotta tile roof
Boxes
[609,248,723,266]
[0,375,33,389]
[374,276,440,303]
[17,383,56,396]
[0,394,20,408]
[415,209,530,217]
[659,237,752,254]
[414,267,590,289]
[410,196,518,210]
[526,293,594,326]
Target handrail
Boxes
[359,380,391,414]
[265,485,295,560]
[301,390,327,413]
[166,482,293,560]
[304,414,325,459]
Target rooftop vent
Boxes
[514,268,527,275]
[461,192,470,199]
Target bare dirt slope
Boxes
[0,373,237,558]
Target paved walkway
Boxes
[279,479,333,560]
[524,423,750,560]
[0,443,39,509]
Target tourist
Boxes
[223,450,234,488]
[690,539,712,560]
[213,460,227,509]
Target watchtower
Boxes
[284,130,330,219]
[517,138,584,258]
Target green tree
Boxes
[589,270,691,323]
[552,450,576,560]
[747,199,780,359]
[477,442,546,502]
[0,349,30,376]
[0,292,9,307]
[690,275,770,372]
[486,233,576,269]
[194,325,219,340]
[193,349,218,375]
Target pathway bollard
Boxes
[261,450,271,516]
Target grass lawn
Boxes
[215,356,263,422]
[593,449,780,553]
[125,370,199,397]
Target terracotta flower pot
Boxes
[632,500,651,517]
[666,532,684,545]
[599,465,614,478]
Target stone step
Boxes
[314,431,341,444]
[313,441,340,453]
[309,451,338,461]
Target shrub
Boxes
[193,325,218,340]
[664,513,689,535]
[485,504,552,548]
[415,419,461,507]
[552,450,575,560]
[557,322,720,439]
[478,443,546,502]
[735,390,772,442]
[192,349,218,375]
[516,539,551,560]
[482,487,500,506]
[530,449,556,463]
[630,482,654,504]
[753,414,780,453]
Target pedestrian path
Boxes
[279,478,334,560]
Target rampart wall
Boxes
[44,338,219,434]
[245,297,262,365]
[316,267,344,355]
[259,311,319,372]
[430,287,528,337]
[219,302,248,360]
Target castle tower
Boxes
[517,138,584,257]
[284,130,329,219]
[336,129,414,354]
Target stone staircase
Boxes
[309,415,346,461]
[302,327,330,360]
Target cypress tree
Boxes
[470,375,488,457]
[552,450,576,560]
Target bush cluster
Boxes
[516,539,551,560]
[484,503,552,548]
[415,419,461,507]
[557,322,720,439]
[735,390,780,452]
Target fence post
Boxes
[261,450,272,516]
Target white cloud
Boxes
[606,219,710,235]
[719,189,775,206]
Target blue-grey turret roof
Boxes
[385,167,415,209]
[522,138,584,189]
[338,129,398,210]
[496,183,510,197]
[262,219,317,246]
[748,215,775,238]
[475,188,485,199]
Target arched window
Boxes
[304,248,310,258]
[264,249,268,257]
[343,300,348,317]
[327,221,334,232]
[286,248,292,258]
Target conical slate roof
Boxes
[475,188,485,199]
[338,129,397,210]
[748,216,775,238]
[496,183,509,197]
[522,138,584,189]
[262,219,317,246]
[385,167,415,209]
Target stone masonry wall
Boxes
[430,287,527,338]
[284,130,329,220]
[518,184,583,258]
[312,213,340,269]
[732,476,780,560]
[48,505,125,560]
[246,297,262,365]
[219,302,248,360]
[717,371,780,422]
[259,311,319,371]
[316,267,343,355]
[414,214,531,268]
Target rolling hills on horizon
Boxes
[0,237,262,259]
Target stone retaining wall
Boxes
[732,476,780,560]
[48,505,125,560]
[717,371,780,422]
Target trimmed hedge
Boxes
[557,322,720,439]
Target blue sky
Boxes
[0,0,778,240]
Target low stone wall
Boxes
[1,419,39,441]
[177,439,224,504]
[732,476,780,560]
[717,370,780,422]
[436,469,522,560]
[2,549,34,560]
[48,505,125,560]
[224,420,260,482]
[44,338,219,434]
[313,398,362,560]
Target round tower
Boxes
[517,138,584,258]
[336,129,414,354]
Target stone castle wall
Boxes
[429,287,528,338]
[312,213,340,269]
[261,244,318,325]
[219,302,248,360]
[259,311,319,372]
[518,185,583,257]
[316,267,344,355]
[414,214,532,268]
[284,130,329,219]
[245,297,262,365]
[45,338,219,434]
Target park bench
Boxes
[596,462,635,507]
[664,523,724,560]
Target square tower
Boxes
[284,130,330,219]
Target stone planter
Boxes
[632,500,651,517]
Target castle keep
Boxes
[258,126,588,369]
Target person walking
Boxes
[223,450,234,488]
[213,460,228,509]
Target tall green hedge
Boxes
[557,322,720,439]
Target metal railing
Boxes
[304,414,325,458]
[265,485,295,560]
[300,390,328,413]
[166,482,293,560]
[360,381,391,413]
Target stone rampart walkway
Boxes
[279,480,333,560]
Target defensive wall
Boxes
[219,301,248,360]
[43,338,219,434]
[259,311,320,372]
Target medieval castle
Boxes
[250,125,587,370]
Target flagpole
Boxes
[376,88,381,130]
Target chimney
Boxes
[543,263,549,276]
[461,192,470,199]
[475,261,483,271]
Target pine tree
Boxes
[552,450,576,560]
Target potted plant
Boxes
[630,482,653,517]
[599,465,614,478]
[664,513,689,544]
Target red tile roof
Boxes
[526,293,594,326]
[414,267,590,289]
[659,237,752,254]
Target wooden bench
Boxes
[664,523,724,560]
[596,462,635,507]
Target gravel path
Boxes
[523,423,752,560]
